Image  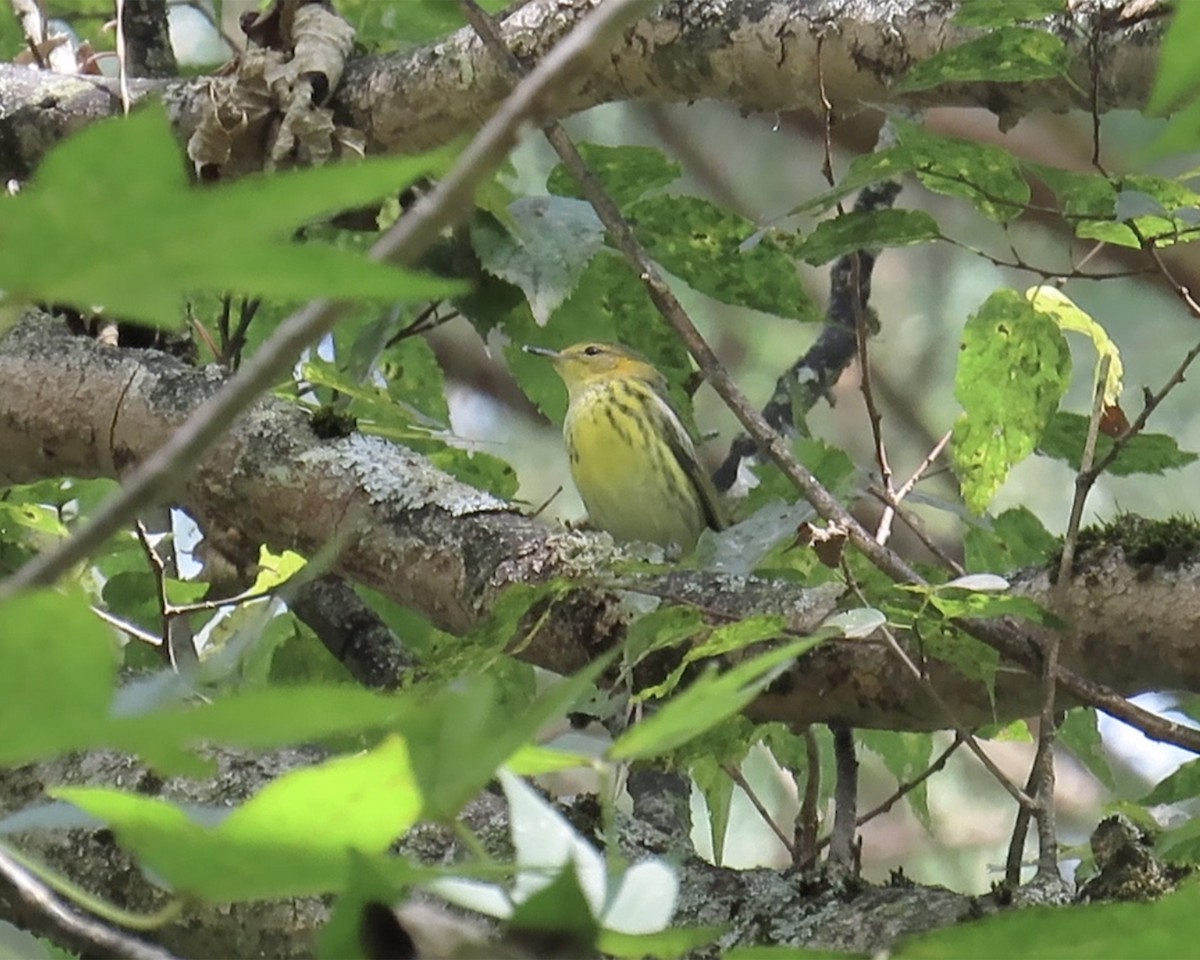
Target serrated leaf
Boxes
[1026,285,1123,406]
[897,121,1031,221]
[964,507,1059,573]
[0,105,459,325]
[471,197,607,325]
[899,28,1068,92]
[547,143,682,209]
[627,194,819,321]
[952,289,1071,513]
[1038,412,1199,476]
[789,209,941,265]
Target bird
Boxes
[524,341,725,553]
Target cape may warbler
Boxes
[525,341,725,553]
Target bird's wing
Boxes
[645,380,727,532]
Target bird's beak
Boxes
[523,345,561,359]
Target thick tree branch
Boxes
[5,316,1200,736]
[0,0,1166,181]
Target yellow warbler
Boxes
[525,341,725,553]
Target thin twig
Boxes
[722,762,797,861]
[0,844,180,960]
[874,429,951,547]
[0,0,654,600]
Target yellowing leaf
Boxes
[1026,285,1124,406]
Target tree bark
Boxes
[0,0,1166,180]
[4,313,1200,734]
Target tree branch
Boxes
[0,0,1167,181]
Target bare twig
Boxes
[874,431,952,548]
[722,762,797,861]
[0,0,654,600]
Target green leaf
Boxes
[0,104,459,325]
[1038,412,1199,476]
[547,143,682,209]
[610,636,826,761]
[1028,163,1119,237]
[896,121,1031,222]
[915,620,999,700]
[336,0,509,48]
[57,738,425,901]
[895,878,1200,958]
[627,194,819,321]
[926,590,1058,627]
[689,756,736,866]
[899,28,1068,92]
[686,615,787,661]
[403,655,613,820]
[789,209,941,265]
[599,926,727,958]
[1057,708,1116,791]
[964,507,1058,573]
[472,198,607,325]
[953,0,1066,27]
[1142,756,1200,806]
[624,606,707,663]
[798,124,1030,222]
[510,865,600,950]
[0,590,118,767]
[381,332,452,424]
[857,731,935,831]
[952,290,1071,513]
[426,446,519,500]
[317,853,402,960]
[1147,1,1200,116]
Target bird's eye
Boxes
[583,345,602,356]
